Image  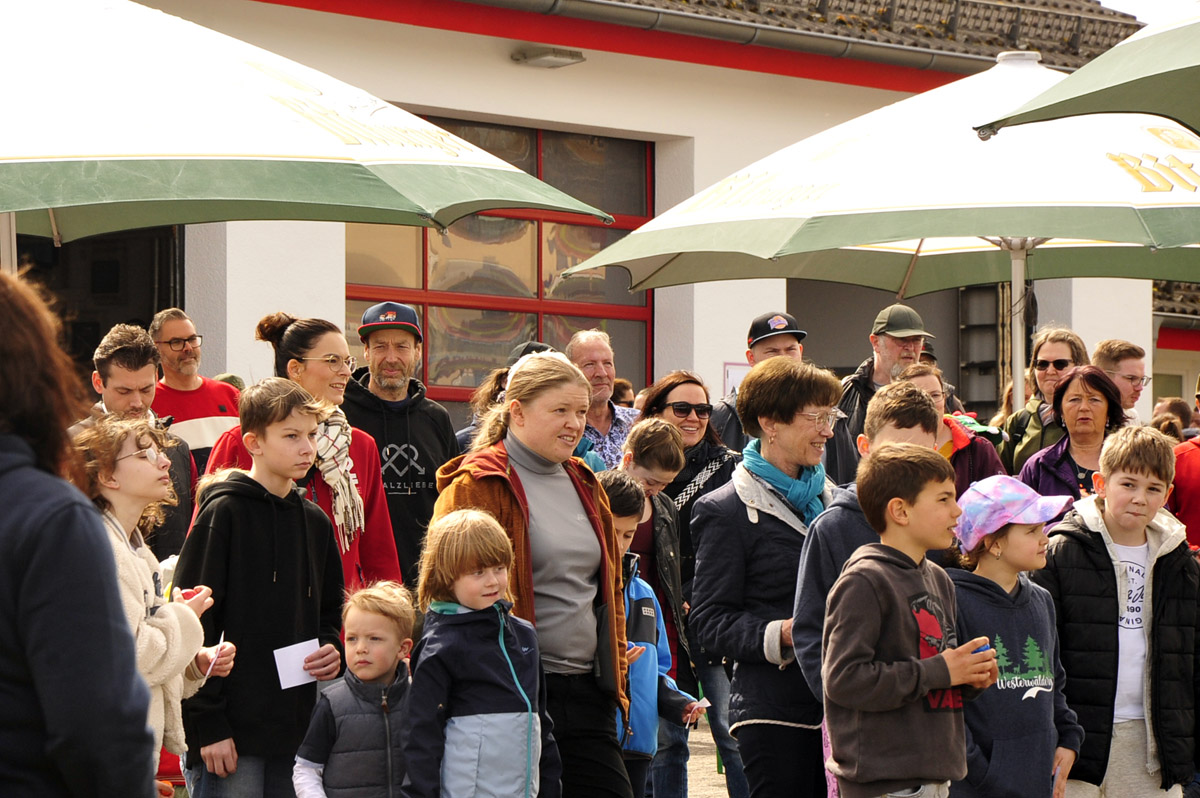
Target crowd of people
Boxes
[5,268,1200,798]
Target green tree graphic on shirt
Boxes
[993,634,1013,676]
[1022,636,1049,679]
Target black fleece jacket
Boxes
[343,370,460,588]
[176,472,344,765]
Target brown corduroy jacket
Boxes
[434,440,630,722]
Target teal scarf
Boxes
[742,438,826,525]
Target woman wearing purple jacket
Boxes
[1019,366,1126,525]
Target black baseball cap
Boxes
[747,312,807,349]
[506,340,555,367]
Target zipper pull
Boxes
[382,693,389,713]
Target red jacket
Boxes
[206,424,402,592]
[1168,437,1200,547]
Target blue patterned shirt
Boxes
[583,403,641,469]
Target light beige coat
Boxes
[100,511,204,765]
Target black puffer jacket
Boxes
[690,466,833,732]
[1031,497,1200,789]
[825,358,877,486]
[663,439,740,596]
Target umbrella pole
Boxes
[1010,248,1027,417]
[1,213,15,275]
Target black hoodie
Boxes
[343,370,460,588]
[175,471,344,766]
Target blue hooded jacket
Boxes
[617,553,695,758]
[949,570,1083,798]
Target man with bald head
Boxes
[566,329,640,469]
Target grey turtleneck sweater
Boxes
[505,432,600,674]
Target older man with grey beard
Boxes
[823,304,933,485]
[342,301,459,588]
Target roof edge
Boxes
[461,0,1027,75]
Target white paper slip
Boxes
[274,638,319,690]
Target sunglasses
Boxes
[666,401,713,419]
[1034,359,1072,372]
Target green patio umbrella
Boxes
[566,52,1200,405]
[978,14,1200,137]
[0,0,610,270]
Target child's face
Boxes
[621,456,679,498]
[109,434,172,506]
[1095,469,1170,538]
[344,606,412,686]
[902,478,962,551]
[613,514,640,556]
[994,523,1049,572]
[452,564,510,611]
[252,410,318,481]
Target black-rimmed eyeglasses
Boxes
[156,335,202,351]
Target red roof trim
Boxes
[253,0,960,92]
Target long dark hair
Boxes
[641,371,723,448]
[0,272,90,478]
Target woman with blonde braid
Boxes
[206,313,401,592]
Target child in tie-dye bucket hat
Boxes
[948,475,1083,798]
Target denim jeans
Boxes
[649,658,749,798]
[185,755,296,798]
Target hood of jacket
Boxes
[197,468,306,510]
[435,444,513,493]
[825,481,866,517]
[0,434,36,479]
[346,367,426,414]
[1062,494,1187,559]
[948,567,1035,609]
[844,539,924,572]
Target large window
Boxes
[346,118,654,427]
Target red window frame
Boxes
[347,131,655,405]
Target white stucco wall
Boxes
[185,221,345,383]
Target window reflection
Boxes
[426,116,537,175]
[346,224,421,288]
[429,216,537,298]
[427,307,537,387]
[543,224,642,306]
[542,131,647,216]
[544,315,647,391]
